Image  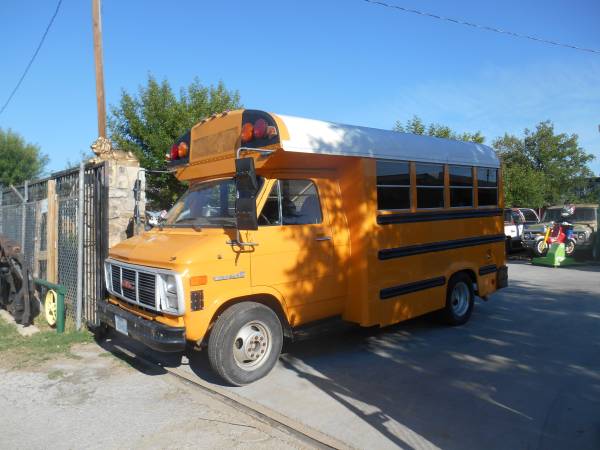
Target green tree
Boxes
[109,76,241,209]
[0,128,48,186]
[394,115,485,143]
[493,121,595,207]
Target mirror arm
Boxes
[236,147,276,159]
[227,229,259,247]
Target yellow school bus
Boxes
[99,109,507,385]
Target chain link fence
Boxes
[0,162,108,329]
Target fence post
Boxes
[0,187,3,234]
[21,181,28,256]
[75,163,85,330]
[46,180,58,283]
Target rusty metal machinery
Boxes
[0,235,39,326]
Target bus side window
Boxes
[281,180,322,225]
[477,167,498,206]
[258,180,322,226]
[258,181,282,226]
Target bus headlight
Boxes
[158,274,185,315]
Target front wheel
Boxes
[534,239,548,257]
[208,302,283,386]
[440,273,474,326]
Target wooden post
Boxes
[46,180,58,283]
[92,0,106,138]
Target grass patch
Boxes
[47,369,65,380]
[0,315,93,369]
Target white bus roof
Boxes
[277,114,500,168]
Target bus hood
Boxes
[108,229,234,270]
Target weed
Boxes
[0,315,93,369]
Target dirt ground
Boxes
[0,342,308,449]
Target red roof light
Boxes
[253,118,267,139]
[170,143,179,160]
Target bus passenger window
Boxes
[477,168,498,206]
[416,163,444,209]
[376,161,410,210]
[449,165,473,207]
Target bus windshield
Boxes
[164,179,239,228]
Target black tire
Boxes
[208,302,283,386]
[440,273,474,326]
[534,239,548,257]
[564,239,576,257]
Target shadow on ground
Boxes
[101,263,600,450]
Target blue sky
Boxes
[1,0,599,174]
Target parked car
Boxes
[517,208,540,225]
[504,209,523,250]
[523,204,599,257]
[504,208,540,251]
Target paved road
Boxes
[111,262,600,450]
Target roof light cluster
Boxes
[241,118,277,144]
[165,131,191,164]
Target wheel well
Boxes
[451,269,478,294]
[208,294,293,341]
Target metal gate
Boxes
[83,163,108,326]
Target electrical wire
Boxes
[363,0,600,55]
[0,0,63,117]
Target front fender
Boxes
[186,285,291,343]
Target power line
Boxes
[0,0,63,117]
[363,0,600,55]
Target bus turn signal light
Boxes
[241,122,254,143]
[178,141,188,158]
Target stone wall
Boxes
[106,158,145,248]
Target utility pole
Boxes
[92,0,106,138]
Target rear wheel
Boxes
[564,239,576,257]
[441,273,474,326]
[208,302,283,386]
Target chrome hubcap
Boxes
[232,321,271,370]
[451,282,470,317]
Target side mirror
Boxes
[234,158,258,230]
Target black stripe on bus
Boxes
[378,234,506,260]
[478,264,498,276]
[380,276,446,300]
[377,208,502,225]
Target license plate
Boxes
[115,315,128,335]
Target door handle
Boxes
[315,236,332,241]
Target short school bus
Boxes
[99,109,508,385]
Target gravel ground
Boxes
[0,343,308,449]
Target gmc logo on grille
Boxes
[121,279,135,290]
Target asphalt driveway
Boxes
[110,261,600,450]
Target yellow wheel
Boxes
[44,290,58,328]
